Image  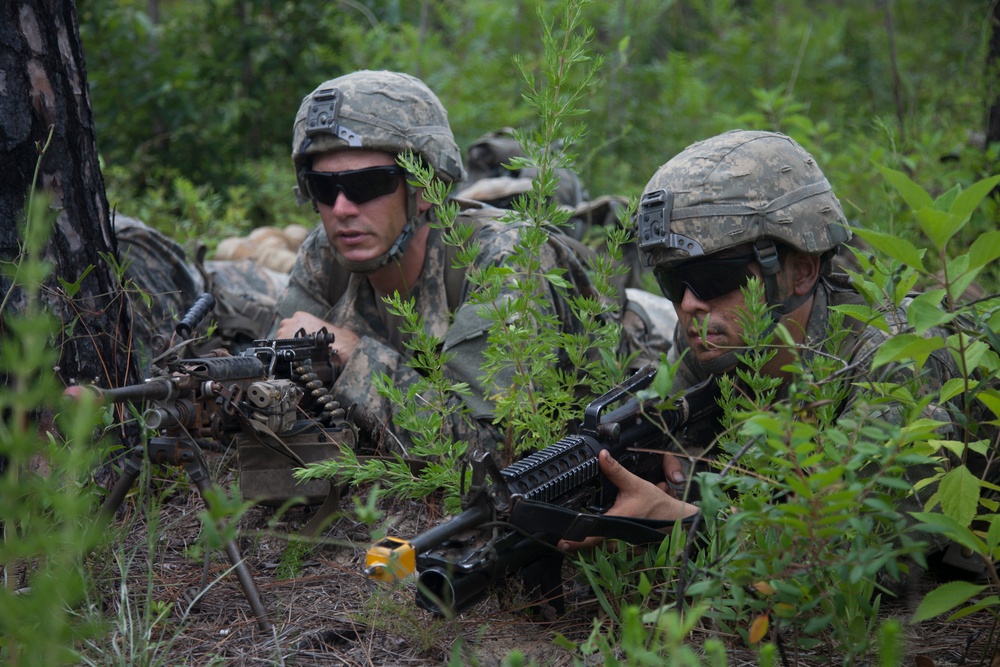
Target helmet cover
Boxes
[637,130,850,269]
[292,70,465,196]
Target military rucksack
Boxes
[114,215,287,360]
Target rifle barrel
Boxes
[409,505,489,555]
[64,378,177,405]
[365,505,490,583]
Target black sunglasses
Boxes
[302,165,404,206]
[655,253,757,303]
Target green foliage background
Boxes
[79,0,997,278]
[8,1,993,663]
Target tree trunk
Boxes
[987,2,1000,146]
[0,1,141,448]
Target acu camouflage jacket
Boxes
[274,208,602,455]
[666,273,998,556]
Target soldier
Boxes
[455,127,588,233]
[454,128,674,360]
[456,128,646,288]
[560,130,987,553]
[273,70,605,455]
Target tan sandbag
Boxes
[252,245,298,273]
[251,235,289,252]
[282,224,310,251]
[248,226,291,250]
[215,237,256,261]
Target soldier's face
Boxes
[672,251,812,374]
[311,150,409,264]
[673,264,762,369]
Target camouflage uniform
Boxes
[275,210,600,454]
[638,130,996,568]
[282,71,616,453]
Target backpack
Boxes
[114,215,286,359]
[114,215,207,359]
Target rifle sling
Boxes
[510,497,687,545]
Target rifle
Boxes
[364,364,721,616]
[67,293,349,631]
[76,300,343,438]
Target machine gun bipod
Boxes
[79,293,273,631]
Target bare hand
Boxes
[275,311,361,363]
[558,450,699,553]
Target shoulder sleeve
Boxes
[274,225,348,320]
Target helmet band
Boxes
[669,179,833,222]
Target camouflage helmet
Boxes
[291,70,465,199]
[637,130,850,271]
[459,128,586,209]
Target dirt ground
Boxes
[83,450,1000,667]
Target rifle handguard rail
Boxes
[363,365,723,616]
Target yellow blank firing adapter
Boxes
[365,537,416,582]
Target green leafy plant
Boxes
[849,168,1000,625]
[480,0,628,457]
[556,603,728,666]
[83,0,992,234]
[571,520,691,627]
[0,194,108,665]
[275,538,313,581]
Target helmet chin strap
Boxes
[699,240,816,375]
[332,185,422,274]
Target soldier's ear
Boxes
[415,187,434,213]
[789,252,821,296]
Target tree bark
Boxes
[987,1,1000,146]
[0,1,140,447]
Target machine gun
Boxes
[67,294,348,631]
[79,296,342,438]
[364,364,721,616]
